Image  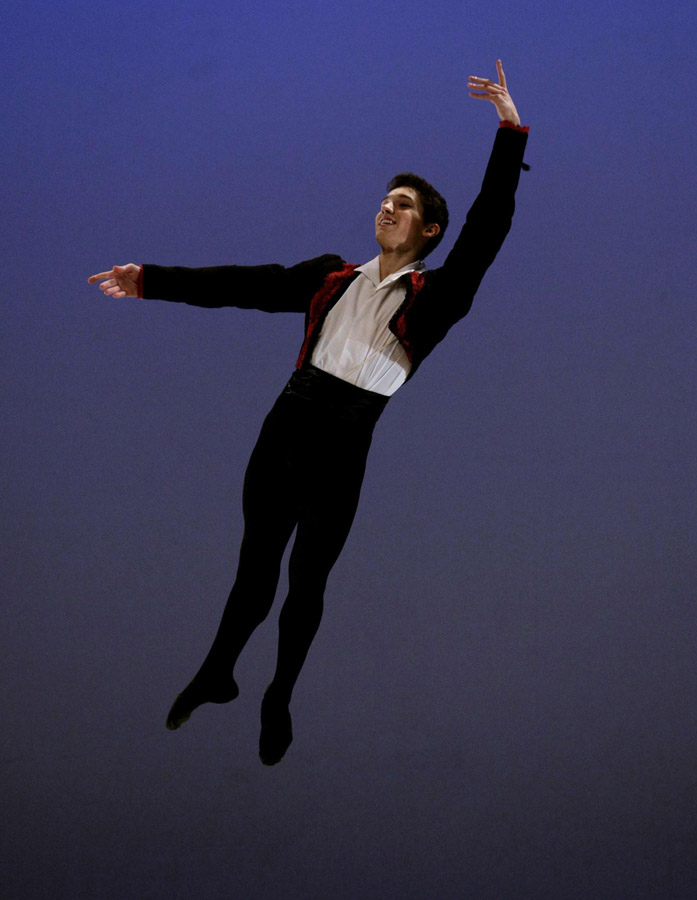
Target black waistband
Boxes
[283,365,390,422]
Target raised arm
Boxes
[421,59,528,329]
[444,58,528,271]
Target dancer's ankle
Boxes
[263,682,291,707]
[166,672,239,731]
[193,668,238,700]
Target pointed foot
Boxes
[165,675,239,731]
[259,691,293,766]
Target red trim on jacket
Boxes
[498,121,530,133]
[295,263,358,369]
[390,270,427,362]
[295,264,427,371]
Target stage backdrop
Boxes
[3,1,696,898]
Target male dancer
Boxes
[89,61,529,765]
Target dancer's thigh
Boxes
[289,426,373,587]
[240,403,300,554]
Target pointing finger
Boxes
[497,59,507,88]
[88,270,115,283]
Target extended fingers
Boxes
[467,76,505,90]
[497,59,507,88]
[469,59,508,91]
[467,77,507,98]
[91,276,124,296]
[87,269,115,283]
[102,280,127,296]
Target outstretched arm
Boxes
[88,255,346,313]
[467,59,521,126]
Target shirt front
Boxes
[310,255,426,396]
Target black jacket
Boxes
[141,124,528,382]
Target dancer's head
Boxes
[376,173,449,259]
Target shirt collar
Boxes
[355,255,426,289]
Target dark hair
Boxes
[385,172,449,257]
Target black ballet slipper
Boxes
[259,691,293,766]
[165,674,239,731]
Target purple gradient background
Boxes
[3,1,696,897]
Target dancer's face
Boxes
[375,187,439,257]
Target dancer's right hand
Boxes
[88,263,140,298]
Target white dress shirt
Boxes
[310,255,425,396]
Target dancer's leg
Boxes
[259,424,372,763]
[167,400,299,730]
[268,495,364,705]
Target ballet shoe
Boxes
[165,674,239,731]
[259,691,293,766]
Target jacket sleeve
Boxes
[425,124,529,317]
[139,253,345,314]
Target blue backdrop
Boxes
[3,1,696,897]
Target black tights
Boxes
[196,368,387,704]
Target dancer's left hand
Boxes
[468,59,521,126]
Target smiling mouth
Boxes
[378,218,396,226]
